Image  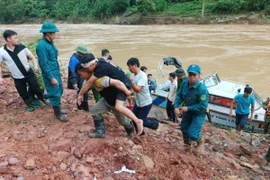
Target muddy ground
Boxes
[0,75,270,180]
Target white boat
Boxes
[152,57,265,133]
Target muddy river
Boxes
[0,24,269,98]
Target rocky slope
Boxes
[0,76,270,180]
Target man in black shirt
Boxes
[76,64,142,137]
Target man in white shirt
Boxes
[166,72,178,122]
[127,58,163,134]
[0,30,46,112]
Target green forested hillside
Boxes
[0,0,269,23]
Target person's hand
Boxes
[34,66,39,73]
[50,78,59,86]
[77,94,83,106]
[174,108,180,117]
[229,111,232,117]
[179,106,188,113]
[0,78,6,85]
[249,117,253,122]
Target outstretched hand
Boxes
[77,94,83,106]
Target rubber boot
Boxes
[60,106,69,114]
[124,121,135,138]
[25,98,35,112]
[53,106,68,122]
[183,133,192,152]
[194,137,204,156]
[82,101,90,112]
[89,118,106,138]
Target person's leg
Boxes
[180,113,192,150]
[166,100,172,120]
[264,116,270,134]
[108,103,135,137]
[239,114,249,131]
[187,114,206,155]
[235,113,241,131]
[90,98,109,138]
[133,103,159,130]
[14,78,35,112]
[27,74,45,103]
[115,100,143,135]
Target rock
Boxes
[60,162,67,170]
[74,148,82,159]
[127,140,135,146]
[0,167,9,174]
[0,161,8,168]
[25,159,35,170]
[240,156,249,162]
[250,137,260,147]
[0,99,8,106]
[56,151,70,160]
[8,157,19,165]
[240,145,252,156]
[142,155,154,169]
[50,139,73,151]
[79,126,91,133]
[43,175,50,180]
[17,177,24,180]
[86,157,95,164]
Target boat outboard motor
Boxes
[163,56,182,68]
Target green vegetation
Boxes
[0,0,269,23]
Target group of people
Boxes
[0,22,270,168]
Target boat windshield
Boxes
[209,95,236,108]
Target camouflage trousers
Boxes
[264,115,270,134]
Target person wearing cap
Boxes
[77,53,144,136]
[229,85,255,134]
[36,22,68,122]
[0,30,47,112]
[174,67,187,92]
[67,45,101,112]
[174,64,209,155]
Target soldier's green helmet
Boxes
[39,22,59,33]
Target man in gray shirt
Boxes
[127,58,163,134]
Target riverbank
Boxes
[105,12,270,25]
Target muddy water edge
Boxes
[0,24,269,98]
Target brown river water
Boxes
[0,24,269,98]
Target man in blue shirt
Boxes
[174,64,209,155]
[229,85,255,134]
[67,45,93,112]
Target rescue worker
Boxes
[67,45,100,111]
[76,64,141,138]
[262,97,270,134]
[174,64,209,155]
[36,22,68,122]
[174,67,187,92]
[0,30,46,112]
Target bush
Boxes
[92,0,129,19]
[212,0,245,14]
[136,0,156,13]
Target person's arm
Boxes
[110,79,131,96]
[28,54,39,72]
[229,100,236,117]
[131,81,143,93]
[249,104,254,121]
[79,75,97,96]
